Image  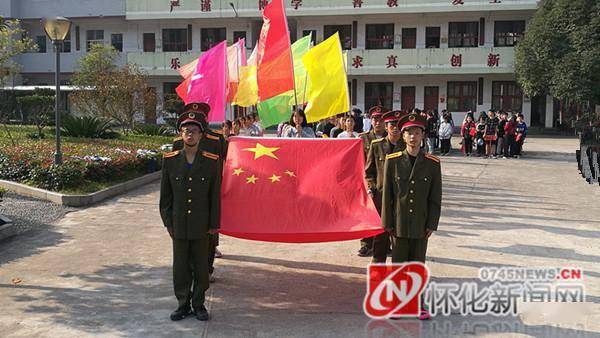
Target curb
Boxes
[0,171,161,207]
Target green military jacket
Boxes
[359,130,386,159]
[365,137,406,194]
[159,149,222,240]
[381,149,442,239]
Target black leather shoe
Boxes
[194,305,210,321]
[170,307,191,321]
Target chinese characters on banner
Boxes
[291,0,302,10]
[450,54,462,67]
[352,55,364,68]
[452,0,464,5]
[201,0,211,11]
[387,0,398,7]
[170,57,181,70]
[169,0,180,12]
[386,55,398,68]
[353,0,363,8]
[259,0,268,10]
[487,53,500,67]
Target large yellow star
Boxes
[246,175,258,184]
[243,143,280,160]
[269,174,281,183]
[233,168,244,176]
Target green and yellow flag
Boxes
[302,32,349,123]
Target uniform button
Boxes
[409,209,413,213]
[411,180,415,184]
[409,189,414,194]
[188,177,193,181]
[409,199,413,203]
[424,178,428,182]
[187,210,191,214]
[188,188,192,192]
[201,177,206,181]
[188,199,192,203]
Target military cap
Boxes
[183,102,211,116]
[177,111,207,131]
[398,112,427,131]
[368,106,385,118]
[382,110,405,124]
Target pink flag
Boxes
[185,40,228,122]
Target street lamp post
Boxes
[42,17,71,165]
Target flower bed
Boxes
[0,133,170,193]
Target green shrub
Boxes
[133,123,170,136]
[61,115,118,139]
[28,162,85,191]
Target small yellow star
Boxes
[246,175,258,184]
[285,170,296,177]
[243,143,280,160]
[233,168,244,176]
[269,174,281,183]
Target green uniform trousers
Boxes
[173,238,210,310]
[391,237,428,263]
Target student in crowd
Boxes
[514,113,528,158]
[351,108,364,133]
[475,115,486,156]
[329,115,346,138]
[461,114,476,156]
[337,116,360,138]
[438,115,453,156]
[222,120,234,140]
[484,110,499,158]
[252,113,265,137]
[496,111,508,157]
[232,118,243,136]
[362,111,372,132]
[504,114,518,158]
[425,111,437,154]
[282,110,316,138]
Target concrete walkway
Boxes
[0,137,598,337]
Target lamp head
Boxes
[41,17,72,42]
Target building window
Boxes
[233,31,247,46]
[365,24,394,50]
[492,81,523,112]
[365,82,393,110]
[201,28,226,51]
[162,28,187,52]
[59,31,71,53]
[111,33,123,52]
[143,33,155,52]
[448,22,478,48]
[425,27,440,48]
[401,28,416,49]
[324,25,352,50]
[86,30,104,51]
[35,36,47,53]
[447,81,477,112]
[302,30,317,46]
[494,21,526,47]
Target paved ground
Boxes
[0,137,599,337]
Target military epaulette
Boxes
[424,153,440,163]
[205,133,219,141]
[210,128,223,135]
[163,150,180,159]
[371,137,385,144]
[386,151,402,160]
[201,151,219,161]
[358,131,369,136]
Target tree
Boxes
[16,94,55,138]
[70,44,154,135]
[515,0,600,114]
[0,16,37,86]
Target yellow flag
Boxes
[234,65,258,107]
[302,33,349,123]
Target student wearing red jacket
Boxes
[503,115,518,158]
[461,114,476,156]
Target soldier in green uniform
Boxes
[365,110,407,263]
[381,112,442,320]
[172,103,227,281]
[160,106,222,322]
[357,106,387,257]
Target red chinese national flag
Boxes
[220,137,383,243]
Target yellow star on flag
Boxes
[243,143,280,160]
[246,175,258,184]
[269,174,281,183]
[285,170,296,177]
[233,168,245,176]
